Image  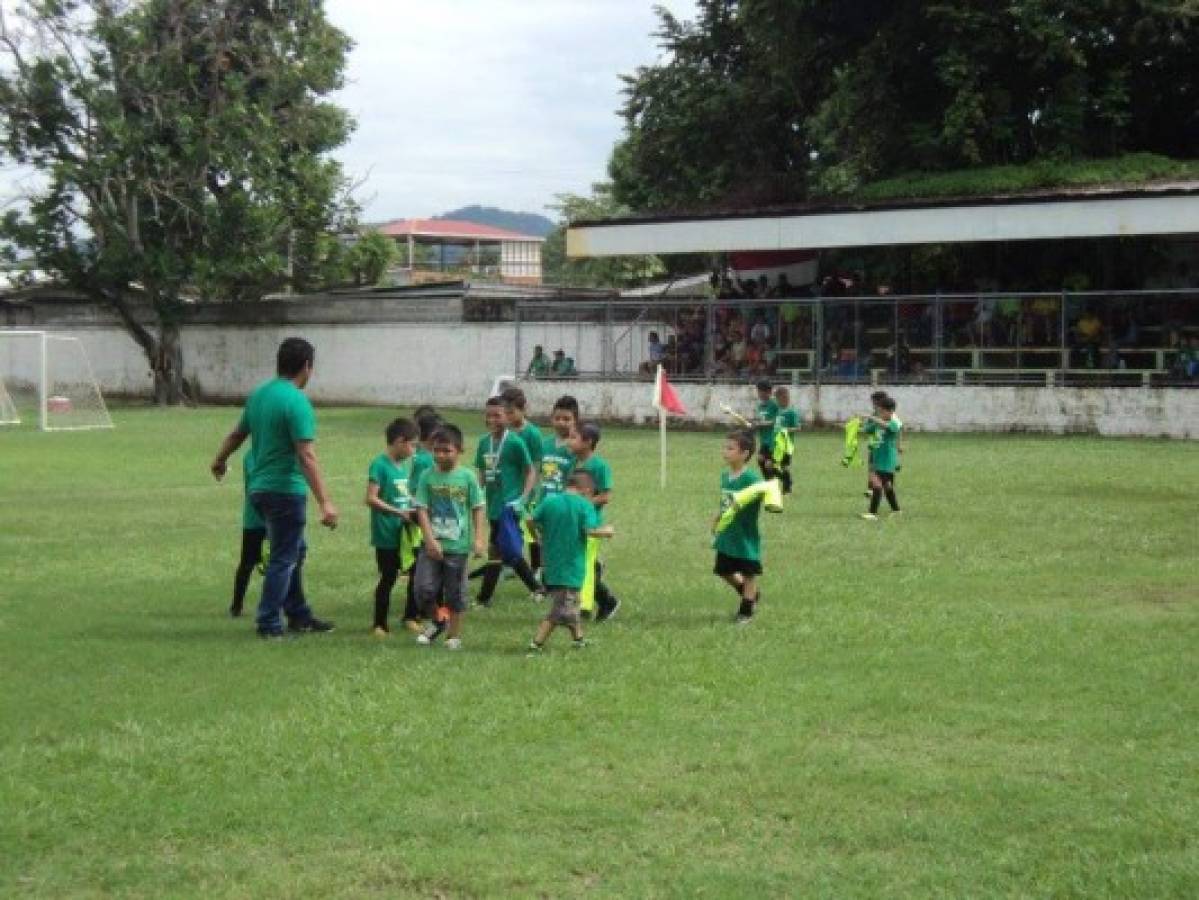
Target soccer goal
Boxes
[0,330,114,431]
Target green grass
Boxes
[2,406,1196,898]
[847,152,1199,203]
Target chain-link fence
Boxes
[514,289,1199,387]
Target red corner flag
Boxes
[652,365,687,415]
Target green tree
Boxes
[345,230,395,286]
[0,0,354,403]
[542,184,666,288]
[611,1,1199,210]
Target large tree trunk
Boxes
[105,288,191,406]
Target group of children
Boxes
[359,390,621,652]
[229,381,904,646]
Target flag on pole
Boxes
[652,365,687,415]
[652,365,686,488]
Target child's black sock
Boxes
[530,541,542,572]
[478,563,502,603]
[870,488,882,514]
[884,488,900,511]
[737,597,755,618]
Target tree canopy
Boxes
[610,1,1199,212]
[0,0,354,402]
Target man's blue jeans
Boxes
[250,491,314,633]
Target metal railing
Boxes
[513,289,1199,387]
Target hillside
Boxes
[435,205,555,237]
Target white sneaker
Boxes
[530,590,547,603]
[860,513,879,521]
[445,637,462,650]
[416,633,431,646]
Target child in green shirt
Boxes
[475,396,543,606]
[527,470,614,654]
[568,420,621,621]
[712,430,765,624]
[772,385,802,494]
[413,424,487,649]
[538,395,578,501]
[400,409,442,631]
[502,386,545,573]
[860,396,902,520]
[863,391,888,497]
[364,418,418,636]
[749,380,779,478]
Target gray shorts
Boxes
[413,552,470,613]
[545,587,581,626]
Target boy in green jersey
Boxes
[863,391,888,497]
[413,424,487,649]
[713,430,765,624]
[364,418,418,636]
[538,395,578,501]
[229,449,267,618]
[749,380,780,478]
[400,409,443,631]
[501,386,545,572]
[475,396,543,605]
[568,421,621,621]
[527,471,614,654]
[772,385,802,494]
[861,396,902,520]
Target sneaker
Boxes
[860,513,879,521]
[526,641,543,657]
[417,621,444,645]
[402,619,424,634]
[572,638,588,650]
[289,617,334,634]
[370,626,390,639]
[596,597,622,622]
[863,490,872,498]
[530,590,547,603]
[475,597,493,609]
[229,603,243,618]
[735,613,754,626]
[445,637,462,650]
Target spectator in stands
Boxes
[750,315,771,347]
[640,331,665,375]
[527,345,550,378]
[1102,340,1125,371]
[1031,296,1059,345]
[1074,308,1103,349]
[663,335,680,374]
[774,273,793,298]
[551,350,577,377]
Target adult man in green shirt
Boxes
[211,338,338,638]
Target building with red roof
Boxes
[377,218,544,285]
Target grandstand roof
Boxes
[376,219,545,243]
[567,181,1199,258]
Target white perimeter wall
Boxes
[519,378,1199,440]
[5,324,1197,437]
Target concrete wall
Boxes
[518,378,1199,440]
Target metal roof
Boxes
[376,218,545,243]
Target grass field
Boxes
[2,406,1197,898]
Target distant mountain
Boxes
[434,205,556,238]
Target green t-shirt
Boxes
[863,417,902,474]
[714,468,763,562]
[575,454,613,523]
[474,431,532,520]
[413,466,484,556]
[528,355,551,377]
[236,378,317,496]
[241,451,264,531]
[538,435,575,499]
[367,452,413,548]
[514,421,544,464]
[755,398,780,449]
[409,448,434,497]
[532,491,598,590]
[776,407,801,431]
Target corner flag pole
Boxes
[652,364,687,489]
[659,404,667,488]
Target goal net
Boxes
[0,331,114,431]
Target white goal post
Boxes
[0,330,114,431]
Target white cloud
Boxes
[325,0,697,220]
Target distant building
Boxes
[376,218,544,285]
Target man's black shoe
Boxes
[288,617,335,634]
[596,597,622,622]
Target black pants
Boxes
[231,528,267,613]
[593,560,617,615]
[374,548,401,629]
[402,548,423,622]
[870,472,900,514]
[478,520,542,603]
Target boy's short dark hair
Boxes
[501,387,527,410]
[412,404,437,421]
[430,424,464,450]
[755,379,773,392]
[416,412,442,442]
[277,338,315,377]
[485,395,504,409]
[728,429,755,456]
[880,396,897,412]
[577,421,601,448]
[552,395,579,417]
[385,417,418,444]
[870,391,888,404]
[567,470,595,493]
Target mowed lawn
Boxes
[1,405,1196,898]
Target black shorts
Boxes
[713,552,763,577]
[875,471,895,487]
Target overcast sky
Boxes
[325,0,697,222]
